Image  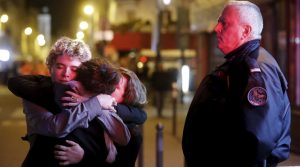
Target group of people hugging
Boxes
[8,36,147,167]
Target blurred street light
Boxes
[83,4,95,48]
[0,14,9,35]
[24,27,32,36]
[76,31,85,40]
[0,14,8,23]
[162,0,171,5]
[23,27,32,57]
[35,34,47,60]
[83,5,94,15]
[79,21,89,30]
[36,34,46,47]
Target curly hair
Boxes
[119,67,147,107]
[46,37,92,69]
[76,58,121,95]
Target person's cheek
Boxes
[70,73,77,80]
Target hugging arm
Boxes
[8,75,147,126]
[23,96,102,138]
[8,75,55,109]
[8,75,123,139]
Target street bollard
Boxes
[172,94,177,136]
[156,123,164,167]
[171,82,178,136]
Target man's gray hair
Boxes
[227,1,263,39]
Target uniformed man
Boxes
[182,1,291,167]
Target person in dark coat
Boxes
[182,1,291,167]
[151,63,172,117]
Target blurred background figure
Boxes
[150,63,172,117]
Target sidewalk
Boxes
[139,101,188,167]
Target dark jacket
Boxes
[8,75,147,167]
[182,45,291,167]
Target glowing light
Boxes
[163,0,171,5]
[181,65,190,93]
[139,56,148,63]
[0,14,8,23]
[79,21,89,30]
[37,34,46,46]
[24,27,32,36]
[295,37,300,44]
[0,49,10,61]
[76,31,85,40]
[84,5,94,15]
[137,62,144,69]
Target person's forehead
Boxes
[223,6,236,16]
[120,75,128,84]
[55,54,82,66]
[220,6,240,22]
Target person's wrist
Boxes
[96,94,112,108]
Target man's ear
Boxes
[242,25,252,39]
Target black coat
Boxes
[182,46,291,167]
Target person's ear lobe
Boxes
[242,25,252,39]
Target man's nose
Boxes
[214,23,221,33]
[63,68,72,77]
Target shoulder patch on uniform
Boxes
[247,87,267,106]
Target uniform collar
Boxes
[224,39,260,63]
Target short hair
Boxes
[46,37,92,69]
[76,58,121,95]
[227,1,263,39]
[119,67,147,107]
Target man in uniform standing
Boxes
[182,1,291,167]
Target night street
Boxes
[1,0,300,166]
[0,85,28,167]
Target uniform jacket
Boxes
[182,40,291,167]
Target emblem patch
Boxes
[247,87,267,106]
